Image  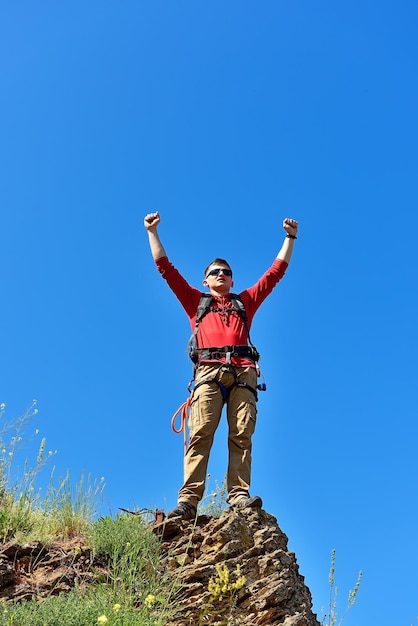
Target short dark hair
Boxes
[204,258,232,277]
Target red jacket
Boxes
[156,256,288,367]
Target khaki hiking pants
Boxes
[178,363,258,508]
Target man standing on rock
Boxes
[144,212,298,520]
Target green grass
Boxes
[0,513,178,626]
[0,512,179,626]
[0,588,170,626]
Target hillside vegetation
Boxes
[0,402,178,625]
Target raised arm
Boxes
[144,212,167,260]
[276,218,298,264]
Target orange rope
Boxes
[171,392,193,451]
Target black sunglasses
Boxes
[206,268,232,277]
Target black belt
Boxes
[190,345,260,363]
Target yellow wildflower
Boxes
[113,603,121,613]
[97,615,108,624]
[145,594,156,609]
[208,563,246,601]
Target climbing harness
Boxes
[171,292,267,448]
[171,363,266,451]
[193,364,260,403]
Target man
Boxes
[144,211,298,520]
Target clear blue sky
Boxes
[1,2,417,624]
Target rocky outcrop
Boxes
[0,538,101,602]
[157,507,320,626]
[0,508,320,626]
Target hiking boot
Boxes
[234,495,263,509]
[166,502,197,520]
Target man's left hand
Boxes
[283,218,298,237]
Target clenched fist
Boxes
[283,218,298,237]
[144,212,161,231]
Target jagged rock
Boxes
[0,509,320,625]
[156,507,320,626]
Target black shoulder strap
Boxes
[228,293,248,324]
[229,293,256,349]
[195,293,214,325]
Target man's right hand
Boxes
[144,212,161,231]
[144,211,167,259]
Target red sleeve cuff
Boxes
[273,258,289,271]
[155,256,170,270]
